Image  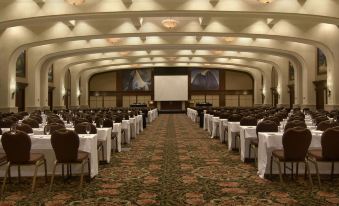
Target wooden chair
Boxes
[308,126,339,186]
[270,127,312,184]
[16,123,33,134]
[75,122,104,162]
[50,129,91,191]
[1,131,47,194]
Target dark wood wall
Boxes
[89,67,254,107]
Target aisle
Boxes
[2,114,339,205]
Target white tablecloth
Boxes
[211,117,220,138]
[0,134,98,178]
[129,117,137,139]
[227,122,240,150]
[136,115,143,134]
[112,123,122,152]
[219,119,228,143]
[121,120,131,144]
[187,108,198,122]
[147,108,158,123]
[257,130,326,178]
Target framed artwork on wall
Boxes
[317,48,327,74]
[16,50,26,77]
[48,64,54,82]
[289,61,295,81]
[122,69,152,91]
[191,69,219,90]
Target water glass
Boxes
[44,124,51,135]
[86,124,91,134]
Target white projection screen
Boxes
[154,75,188,101]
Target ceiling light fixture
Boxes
[212,50,223,55]
[224,37,236,42]
[257,0,274,4]
[119,51,130,56]
[106,38,122,44]
[161,18,178,29]
[65,0,85,6]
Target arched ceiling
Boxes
[0,0,338,107]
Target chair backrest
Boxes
[282,127,312,161]
[103,118,113,128]
[22,118,39,128]
[228,114,242,122]
[219,113,231,120]
[321,126,339,160]
[284,120,307,131]
[75,122,97,134]
[264,116,280,125]
[74,118,89,126]
[256,120,278,136]
[317,120,335,131]
[51,129,79,163]
[1,131,31,163]
[46,123,66,135]
[315,116,329,125]
[29,115,42,123]
[0,118,15,128]
[240,116,257,126]
[16,123,33,134]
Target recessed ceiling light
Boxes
[106,38,122,44]
[65,0,85,6]
[212,50,223,55]
[224,37,236,42]
[119,51,130,56]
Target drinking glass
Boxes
[86,124,91,134]
[10,124,17,134]
[99,119,103,128]
[44,124,51,135]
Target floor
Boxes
[1,114,339,205]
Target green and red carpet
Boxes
[1,114,339,205]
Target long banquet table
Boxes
[0,133,98,178]
[257,130,336,178]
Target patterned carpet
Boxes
[2,114,339,205]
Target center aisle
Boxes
[5,114,339,205]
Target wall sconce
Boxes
[62,95,66,100]
[328,89,331,97]
[11,91,15,99]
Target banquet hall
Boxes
[0,0,339,205]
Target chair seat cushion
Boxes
[16,153,45,165]
[0,153,7,164]
[272,150,285,161]
[250,139,258,147]
[308,149,324,161]
[76,151,90,162]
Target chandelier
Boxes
[65,0,85,6]
[161,18,178,29]
[106,38,121,44]
[257,0,274,4]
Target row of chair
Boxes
[0,129,90,195]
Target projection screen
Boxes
[154,75,188,101]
